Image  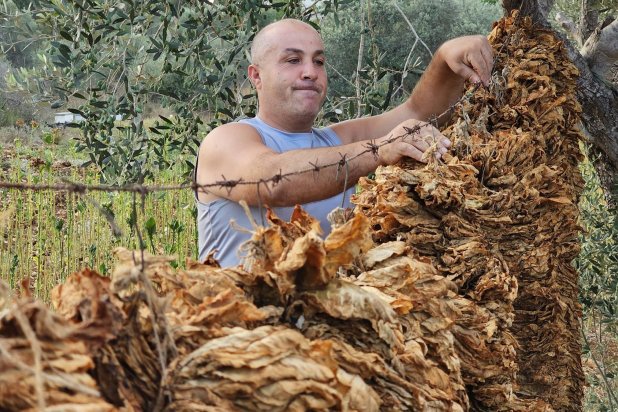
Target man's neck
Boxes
[256,112,315,133]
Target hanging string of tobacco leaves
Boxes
[355,10,584,410]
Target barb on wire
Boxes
[256,181,265,226]
[335,152,348,180]
[216,175,241,196]
[271,169,290,186]
[309,159,321,179]
[340,159,350,209]
[365,140,380,160]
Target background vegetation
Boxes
[321,0,501,103]
[1,0,617,409]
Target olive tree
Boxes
[3,0,348,183]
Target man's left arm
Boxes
[332,35,493,144]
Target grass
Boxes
[0,130,198,302]
[577,142,618,411]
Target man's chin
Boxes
[291,108,320,123]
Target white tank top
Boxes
[196,117,355,267]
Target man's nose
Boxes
[301,62,318,80]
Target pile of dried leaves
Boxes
[0,12,583,412]
[0,209,473,411]
[0,279,117,411]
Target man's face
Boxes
[250,22,328,127]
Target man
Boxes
[195,19,493,267]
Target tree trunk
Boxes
[503,0,618,202]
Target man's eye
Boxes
[315,60,325,66]
[288,58,300,64]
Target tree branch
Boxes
[555,11,579,43]
[355,0,366,118]
[581,17,618,81]
[578,0,599,46]
[392,0,433,58]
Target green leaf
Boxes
[159,115,173,124]
[59,30,73,42]
[68,108,87,117]
[144,217,157,236]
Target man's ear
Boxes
[248,64,261,88]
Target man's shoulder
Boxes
[206,120,262,141]
[198,120,266,160]
[211,119,258,133]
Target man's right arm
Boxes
[330,35,493,146]
[196,119,445,208]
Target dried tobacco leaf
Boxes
[166,325,381,412]
[0,285,117,411]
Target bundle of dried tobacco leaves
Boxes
[355,11,583,411]
[0,12,583,412]
[0,209,472,411]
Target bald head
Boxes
[250,19,322,65]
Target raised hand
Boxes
[437,35,494,86]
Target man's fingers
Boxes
[481,46,494,73]
[401,143,426,163]
[407,136,449,161]
[408,129,448,150]
[466,52,490,86]
[391,121,451,163]
[454,62,482,85]
[479,47,494,85]
[410,139,430,153]
[475,37,494,85]
[440,35,494,86]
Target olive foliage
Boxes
[3,0,505,183]
[321,0,501,116]
[5,0,349,183]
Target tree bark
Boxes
[568,39,618,201]
[496,1,617,409]
[578,0,598,47]
[502,0,555,23]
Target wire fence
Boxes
[0,84,482,196]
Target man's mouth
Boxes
[293,86,320,93]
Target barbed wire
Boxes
[0,84,482,196]
[0,7,526,199]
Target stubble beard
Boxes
[258,87,325,131]
[290,90,325,125]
